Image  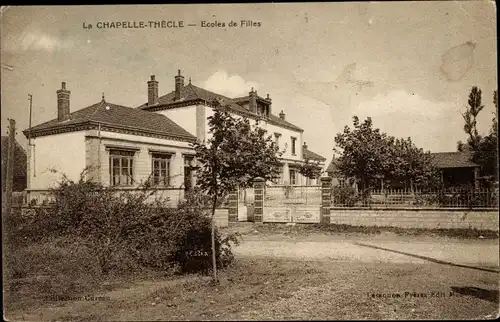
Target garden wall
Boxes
[329,208,499,231]
[203,208,229,228]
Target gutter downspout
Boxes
[98,122,101,182]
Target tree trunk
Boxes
[211,193,218,284]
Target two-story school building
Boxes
[23,70,325,204]
[137,70,326,185]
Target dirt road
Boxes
[233,234,500,268]
[6,231,499,321]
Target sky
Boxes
[1,3,497,166]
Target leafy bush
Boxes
[4,207,63,247]
[331,185,363,207]
[6,172,239,276]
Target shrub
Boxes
[4,206,61,246]
[331,185,363,207]
[23,173,240,275]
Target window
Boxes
[184,156,195,191]
[274,133,281,148]
[291,137,297,155]
[109,149,135,186]
[151,153,171,186]
[272,167,284,185]
[289,169,297,185]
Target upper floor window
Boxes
[152,153,172,186]
[257,103,270,118]
[109,149,135,186]
[291,137,297,155]
[274,133,281,148]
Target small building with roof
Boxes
[430,151,480,188]
[23,83,197,204]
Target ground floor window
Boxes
[152,153,172,186]
[278,167,284,184]
[272,167,284,184]
[109,149,135,186]
[184,156,195,191]
[289,169,297,185]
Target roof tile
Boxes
[26,100,196,141]
[429,151,479,168]
[303,147,326,161]
[138,84,303,131]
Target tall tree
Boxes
[472,90,498,183]
[459,86,484,150]
[334,116,439,192]
[298,158,323,182]
[387,137,440,191]
[193,100,282,282]
[334,116,393,191]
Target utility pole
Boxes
[3,119,16,216]
[28,94,32,145]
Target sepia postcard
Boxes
[1,2,499,321]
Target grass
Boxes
[5,257,499,320]
[224,222,500,239]
[4,211,498,320]
[3,237,171,314]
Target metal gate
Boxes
[238,187,254,221]
[263,185,321,223]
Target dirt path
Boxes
[233,235,500,267]
[6,233,499,321]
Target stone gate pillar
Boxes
[253,177,265,223]
[320,176,332,224]
[228,189,238,223]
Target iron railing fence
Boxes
[264,185,322,206]
[331,187,499,209]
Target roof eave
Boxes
[86,120,197,142]
[25,120,196,143]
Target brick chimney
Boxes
[57,82,70,121]
[279,110,285,120]
[266,93,272,115]
[249,87,257,113]
[147,75,159,105]
[174,69,184,101]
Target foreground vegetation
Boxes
[4,174,240,314]
[5,257,498,321]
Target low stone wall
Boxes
[329,208,499,231]
[203,208,229,228]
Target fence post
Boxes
[3,119,16,216]
[228,189,238,223]
[253,177,265,223]
[320,176,332,224]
